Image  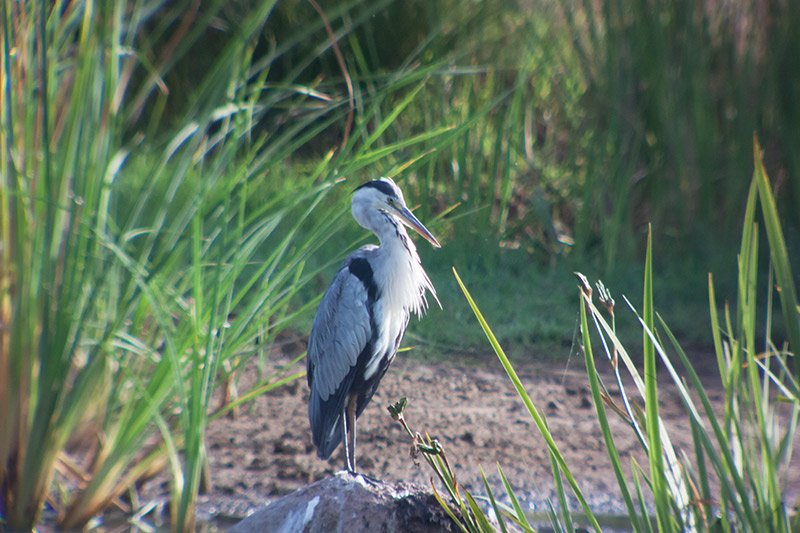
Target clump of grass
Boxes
[411,143,799,531]
[562,0,800,265]
[0,1,484,530]
[0,1,338,529]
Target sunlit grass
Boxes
[0,1,485,530]
[410,145,799,531]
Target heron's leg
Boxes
[341,414,352,472]
[343,395,358,473]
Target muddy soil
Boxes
[151,346,800,524]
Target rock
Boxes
[229,471,456,533]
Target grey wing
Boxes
[307,263,372,458]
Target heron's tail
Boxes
[314,415,344,460]
[309,389,346,460]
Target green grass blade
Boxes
[358,78,429,153]
[657,314,758,526]
[577,282,643,532]
[497,464,533,531]
[631,460,655,533]
[641,226,670,531]
[690,418,713,528]
[464,490,495,532]
[453,267,602,533]
[545,500,565,533]
[753,137,800,379]
[547,438,573,533]
[478,463,508,533]
[431,484,472,533]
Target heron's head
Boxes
[352,177,440,248]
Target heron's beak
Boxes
[394,205,441,248]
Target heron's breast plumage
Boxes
[362,240,436,380]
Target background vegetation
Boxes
[1,0,798,530]
[420,153,800,531]
[265,0,800,356]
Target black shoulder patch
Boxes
[348,257,378,301]
[354,179,396,198]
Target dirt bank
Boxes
[188,347,799,523]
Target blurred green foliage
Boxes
[217,0,798,356]
[152,0,800,261]
[52,0,798,357]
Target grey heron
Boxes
[307,177,440,472]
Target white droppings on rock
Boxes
[275,507,303,533]
[303,495,320,526]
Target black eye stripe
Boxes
[354,179,397,199]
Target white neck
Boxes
[355,209,438,317]
[376,234,437,319]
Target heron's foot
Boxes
[337,469,381,486]
[353,471,381,487]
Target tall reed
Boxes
[416,144,799,531]
[0,0,478,530]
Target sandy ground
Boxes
[177,343,800,525]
